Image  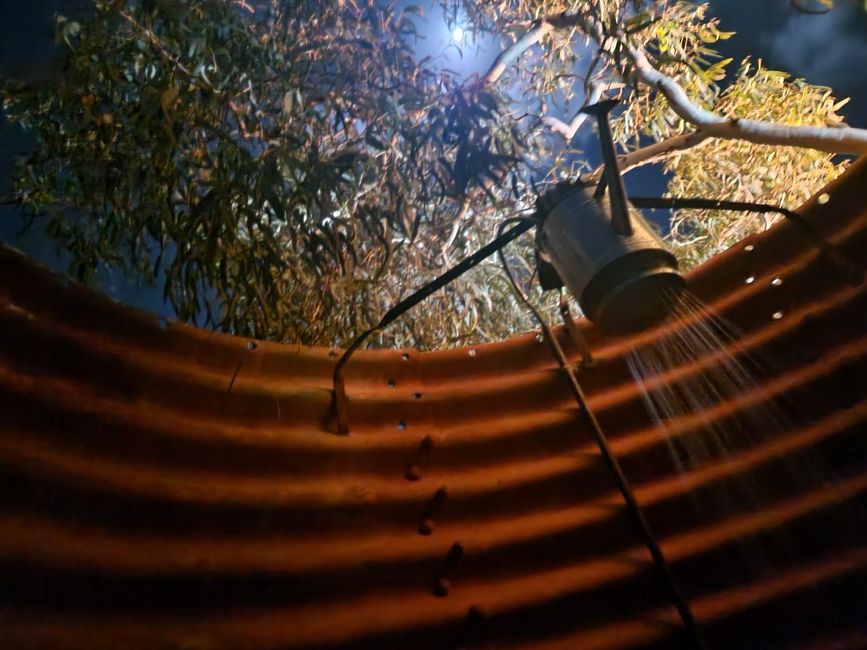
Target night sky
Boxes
[1,0,865,321]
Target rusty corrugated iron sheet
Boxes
[0,159,866,649]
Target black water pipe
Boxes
[332,217,537,435]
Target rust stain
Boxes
[0,159,866,648]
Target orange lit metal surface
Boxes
[0,160,866,649]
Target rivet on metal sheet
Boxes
[397,421,407,431]
[463,604,489,647]
[745,276,755,285]
[771,276,783,286]
[432,541,465,596]
[772,311,784,320]
[468,349,477,357]
[818,192,830,205]
[420,435,434,450]
[405,465,422,481]
[418,485,448,530]
[413,392,422,400]
[418,518,435,536]
[433,578,451,597]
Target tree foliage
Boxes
[1,0,859,348]
[665,60,850,266]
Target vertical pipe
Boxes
[582,99,633,236]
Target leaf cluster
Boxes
[1,0,853,348]
[665,60,850,267]
[3,0,533,348]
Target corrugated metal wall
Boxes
[0,160,866,649]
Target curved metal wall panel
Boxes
[0,159,866,649]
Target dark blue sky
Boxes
[1,0,865,320]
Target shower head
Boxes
[536,184,685,333]
[535,99,684,334]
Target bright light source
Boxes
[452,26,464,41]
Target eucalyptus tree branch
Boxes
[541,83,605,141]
[583,130,713,182]
[482,19,555,86]
[623,37,867,154]
[488,10,867,155]
[569,13,867,155]
[620,130,711,171]
[119,10,193,78]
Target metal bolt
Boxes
[418,518,435,535]
[433,578,451,597]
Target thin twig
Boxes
[584,130,713,182]
[482,20,555,86]
[541,83,606,141]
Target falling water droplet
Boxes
[626,288,837,578]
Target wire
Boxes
[332,212,539,436]
[628,195,863,285]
